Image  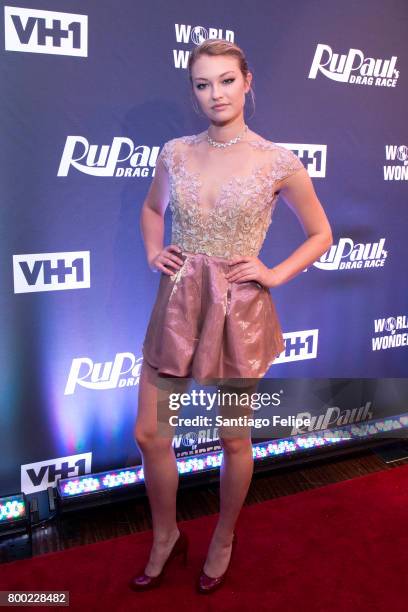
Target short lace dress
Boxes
[141,130,305,385]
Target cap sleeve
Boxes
[274,146,305,182]
[156,139,175,173]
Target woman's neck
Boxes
[207,119,247,143]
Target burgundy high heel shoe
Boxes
[129,530,189,591]
[196,533,237,594]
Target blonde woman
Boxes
[130,39,333,594]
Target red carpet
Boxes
[1,464,407,611]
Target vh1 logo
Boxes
[21,453,92,494]
[4,6,88,56]
[13,251,91,293]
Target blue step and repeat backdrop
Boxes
[1,0,407,498]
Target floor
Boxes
[2,440,406,563]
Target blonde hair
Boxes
[187,39,255,116]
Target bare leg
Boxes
[203,382,256,578]
[134,359,191,576]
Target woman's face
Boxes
[191,54,252,123]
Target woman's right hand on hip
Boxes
[149,244,184,274]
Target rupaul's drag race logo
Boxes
[309,44,399,87]
[314,237,387,270]
[65,352,143,395]
[58,136,161,177]
[291,401,373,436]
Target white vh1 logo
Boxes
[13,251,91,293]
[21,453,92,494]
[4,6,88,56]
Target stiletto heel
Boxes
[129,530,189,591]
[196,532,237,594]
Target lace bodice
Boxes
[157,130,305,258]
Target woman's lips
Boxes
[213,104,228,110]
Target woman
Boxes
[130,39,333,594]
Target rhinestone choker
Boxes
[207,124,248,148]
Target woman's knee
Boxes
[219,435,253,454]
[134,426,173,453]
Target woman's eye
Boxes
[196,78,235,90]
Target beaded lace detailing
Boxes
[157,130,305,258]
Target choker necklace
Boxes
[207,124,248,148]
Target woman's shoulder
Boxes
[245,131,285,153]
[164,131,206,146]
[159,132,206,161]
[249,133,303,162]
[158,132,205,170]
[245,132,305,176]
[178,131,208,148]
[161,130,301,162]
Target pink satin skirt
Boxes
[142,251,285,384]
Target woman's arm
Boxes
[270,168,333,286]
[139,152,171,268]
[140,141,184,274]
